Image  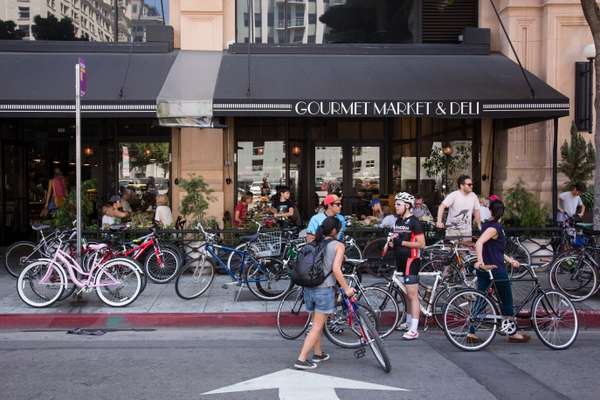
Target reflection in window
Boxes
[237,0,418,44]
[119,142,170,211]
[237,141,285,199]
[315,146,343,203]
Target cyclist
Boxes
[306,194,346,242]
[389,192,426,340]
[468,200,530,343]
[294,216,356,370]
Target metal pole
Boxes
[75,63,82,261]
[114,0,119,42]
[552,117,558,225]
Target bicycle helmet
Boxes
[394,192,415,208]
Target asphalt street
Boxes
[0,328,598,400]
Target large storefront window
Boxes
[236,0,478,44]
[237,140,286,198]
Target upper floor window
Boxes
[236,0,478,45]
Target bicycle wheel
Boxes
[443,289,498,351]
[5,241,40,278]
[227,243,259,275]
[357,308,391,373]
[17,260,66,308]
[357,286,399,339]
[506,240,532,279]
[324,302,376,349]
[144,247,180,284]
[432,286,456,330]
[532,291,578,350]
[175,257,215,300]
[550,255,598,302]
[246,257,292,301]
[345,241,363,261]
[95,258,142,307]
[276,286,311,340]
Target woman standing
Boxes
[41,168,67,217]
[468,200,530,343]
[294,216,355,370]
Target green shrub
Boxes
[503,179,550,227]
[177,174,215,225]
[559,121,595,189]
[52,179,97,228]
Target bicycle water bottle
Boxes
[423,288,432,303]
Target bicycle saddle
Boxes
[31,223,51,231]
[88,243,108,251]
[345,258,367,265]
[239,233,259,243]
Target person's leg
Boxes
[405,284,420,328]
[492,269,513,317]
[298,311,327,361]
[468,270,491,337]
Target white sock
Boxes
[405,314,412,325]
[410,317,419,332]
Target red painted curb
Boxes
[0,310,599,330]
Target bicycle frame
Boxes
[391,271,443,317]
[201,241,265,284]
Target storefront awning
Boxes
[0,51,176,118]
[156,51,222,128]
[213,52,569,121]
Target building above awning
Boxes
[213,52,569,121]
[156,50,222,128]
[0,50,176,118]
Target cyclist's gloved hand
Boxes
[344,287,356,298]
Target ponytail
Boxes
[314,225,325,243]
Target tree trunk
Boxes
[580,1,600,229]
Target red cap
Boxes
[323,194,338,206]
[489,194,501,202]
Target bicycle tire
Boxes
[549,254,598,302]
[443,289,498,351]
[245,257,292,301]
[175,257,216,300]
[357,308,392,373]
[144,247,180,284]
[227,243,260,275]
[532,290,578,350]
[344,241,363,261]
[358,286,399,339]
[506,240,532,279]
[95,258,142,307]
[16,260,66,308]
[5,241,40,278]
[276,286,311,340]
[324,302,377,349]
[432,286,455,330]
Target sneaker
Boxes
[402,330,419,340]
[312,353,330,363]
[395,322,409,331]
[294,360,317,370]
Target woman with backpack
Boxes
[294,216,356,370]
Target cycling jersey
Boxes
[393,215,425,284]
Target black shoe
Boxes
[294,360,317,370]
[312,353,330,363]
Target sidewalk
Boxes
[1,267,599,330]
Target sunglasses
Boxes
[332,202,342,207]
[465,183,473,187]
[395,202,405,207]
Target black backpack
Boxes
[291,239,334,288]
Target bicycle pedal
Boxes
[354,348,366,359]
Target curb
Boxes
[1,310,599,330]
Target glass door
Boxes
[314,146,343,209]
[351,145,382,216]
[1,142,28,244]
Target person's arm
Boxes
[579,197,585,217]
[331,242,355,297]
[436,203,447,228]
[43,180,53,208]
[400,234,426,249]
[474,227,497,268]
[306,216,318,242]
[107,208,129,219]
[473,209,481,230]
[558,194,565,214]
[234,208,241,225]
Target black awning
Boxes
[0,50,177,117]
[213,52,569,120]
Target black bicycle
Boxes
[442,264,578,351]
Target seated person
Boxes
[233,192,253,228]
[154,194,173,227]
[101,195,129,227]
[412,195,433,221]
[361,198,385,225]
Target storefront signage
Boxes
[294,100,480,117]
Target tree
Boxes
[0,19,25,39]
[124,143,170,178]
[559,120,595,188]
[581,0,600,229]
[32,15,84,41]
[177,175,215,224]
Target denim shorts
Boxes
[303,287,335,314]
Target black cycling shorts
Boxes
[396,257,421,285]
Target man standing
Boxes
[558,183,585,221]
[306,194,346,241]
[436,175,481,238]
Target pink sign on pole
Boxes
[78,58,87,97]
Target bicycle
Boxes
[17,238,143,308]
[442,264,578,351]
[175,222,291,301]
[4,223,76,278]
[549,230,599,302]
[277,258,399,343]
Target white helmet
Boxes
[395,192,415,208]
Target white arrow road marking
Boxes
[202,368,408,400]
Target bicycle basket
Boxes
[254,231,283,257]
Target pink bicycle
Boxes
[17,239,142,308]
